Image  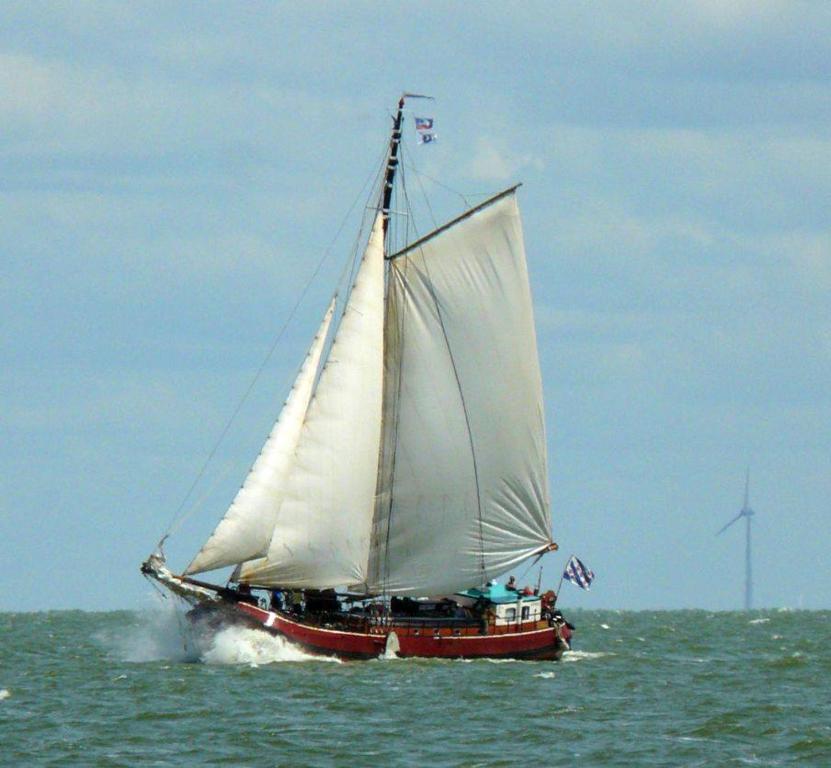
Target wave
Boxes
[562,649,614,663]
[201,625,339,666]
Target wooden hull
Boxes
[230,602,571,661]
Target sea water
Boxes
[1,607,829,766]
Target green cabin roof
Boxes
[457,584,540,605]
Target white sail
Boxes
[185,298,337,575]
[239,214,386,588]
[369,192,552,596]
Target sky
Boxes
[2,1,829,612]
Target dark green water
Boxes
[1,609,829,766]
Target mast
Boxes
[381,96,405,243]
[380,93,434,244]
[373,94,406,599]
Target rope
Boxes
[395,165,488,585]
[402,154,495,211]
[517,558,539,584]
[159,143,390,546]
[378,137,499,590]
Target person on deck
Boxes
[540,589,557,620]
[271,589,284,611]
[237,583,257,605]
[506,576,517,591]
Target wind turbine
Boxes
[716,469,755,610]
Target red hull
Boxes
[232,603,571,661]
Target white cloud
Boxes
[469,136,542,182]
[0,50,366,164]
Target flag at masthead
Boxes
[380,93,434,242]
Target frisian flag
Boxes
[414,116,437,145]
[562,555,595,590]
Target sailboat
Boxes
[142,95,574,660]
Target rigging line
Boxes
[388,186,521,261]
[377,163,422,593]
[395,161,411,258]
[335,216,365,315]
[318,142,390,398]
[421,256,488,583]
[401,141,439,233]
[517,554,544,584]
[401,159,494,209]
[320,141,389,411]
[142,573,192,652]
[343,140,389,295]
[377,158,423,596]
[170,457,238,542]
[376,145,404,598]
[143,572,168,601]
[398,179,489,584]
[160,148,389,544]
[378,240,406,597]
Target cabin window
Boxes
[521,606,530,620]
[505,607,517,621]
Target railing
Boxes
[273,606,560,638]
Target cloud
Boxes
[0,49,371,167]
[468,136,542,182]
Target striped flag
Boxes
[563,556,595,590]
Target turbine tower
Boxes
[716,469,755,610]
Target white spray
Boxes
[106,591,338,665]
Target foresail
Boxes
[185,299,336,575]
[239,214,386,589]
[369,192,552,596]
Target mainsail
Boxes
[368,191,553,596]
[185,298,336,575]
[238,214,386,588]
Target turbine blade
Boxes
[716,511,744,536]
